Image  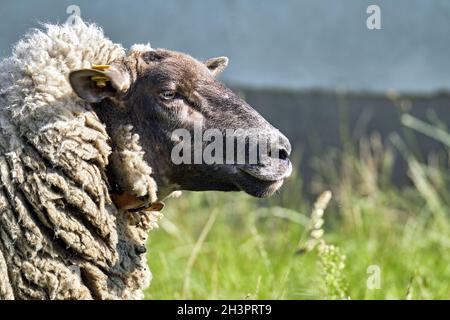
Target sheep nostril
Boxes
[278,148,289,161]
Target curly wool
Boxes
[0,21,160,299]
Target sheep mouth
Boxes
[235,162,291,198]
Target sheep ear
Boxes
[69,65,130,103]
[204,56,229,77]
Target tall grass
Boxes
[144,113,450,300]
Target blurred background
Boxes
[1,0,449,299]
[2,0,450,184]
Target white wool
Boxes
[0,22,125,116]
[130,43,153,53]
[0,21,160,300]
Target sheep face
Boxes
[69,48,291,199]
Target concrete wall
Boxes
[1,0,450,93]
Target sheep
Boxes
[0,20,291,300]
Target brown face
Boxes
[69,48,292,198]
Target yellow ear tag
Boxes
[91,64,111,71]
[91,76,110,88]
[90,65,111,87]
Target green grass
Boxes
[144,116,450,300]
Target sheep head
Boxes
[69,48,292,203]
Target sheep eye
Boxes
[160,90,176,100]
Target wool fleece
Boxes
[0,21,161,299]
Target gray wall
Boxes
[1,0,449,93]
